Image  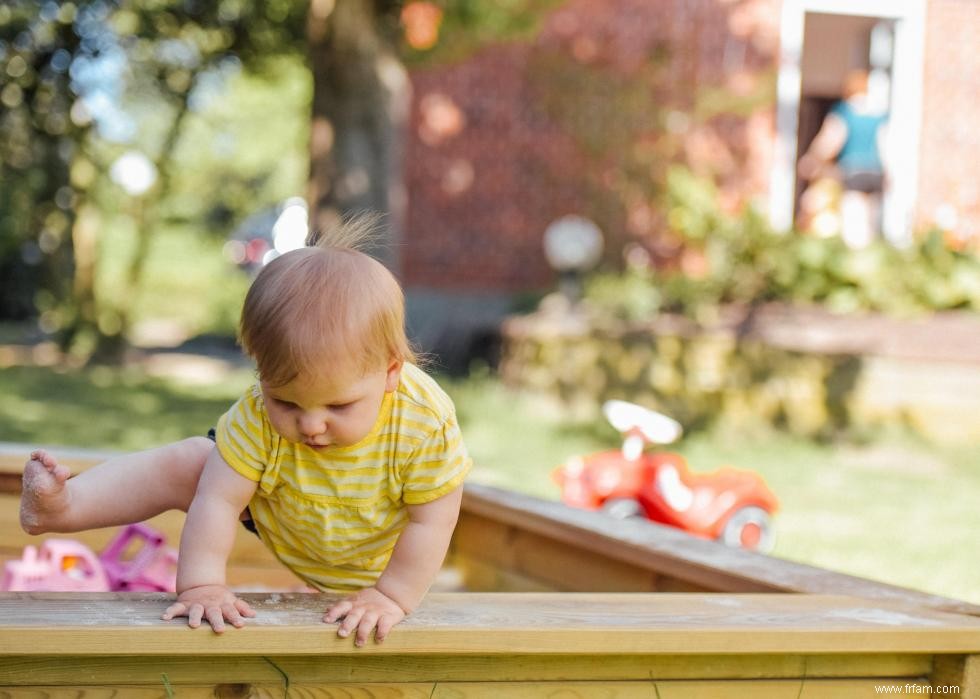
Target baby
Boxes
[20,219,471,645]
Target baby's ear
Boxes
[385,359,403,392]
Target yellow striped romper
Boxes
[215,363,471,591]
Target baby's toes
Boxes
[34,452,68,482]
[50,462,70,483]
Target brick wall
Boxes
[402,0,780,293]
[918,0,980,242]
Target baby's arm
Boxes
[161,448,258,633]
[324,484,463,645]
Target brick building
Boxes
[400,0,979,364]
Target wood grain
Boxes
[456,484,980,617]
[1,592,979,656]
[0,653,935,685]
[0,679,937,698]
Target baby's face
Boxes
[261,360,402,449]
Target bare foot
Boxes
[20,450,72,534]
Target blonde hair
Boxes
[239,214,416,387]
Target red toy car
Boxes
[553,400,779,552]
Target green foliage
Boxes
[167,55,310,227]
[0,2,84,320]
[98,224,251,338]
[403,0,564,65]
[0,0,307,354]
[586,166,980,320]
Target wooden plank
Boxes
[422,682,696,699]
[932,654,980,698]
[426,680,934,699]
[452,518,657,591]
[1,593,979,656]
[459,485,980,617]
[0,681,939,698]
[451,555,558,593]
[0,685,434,698]
[0,653,935,685]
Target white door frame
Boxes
[769,0,927,244]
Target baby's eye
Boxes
[329,402,354,411]
[275,399,298,409]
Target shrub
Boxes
[585,167,980,320]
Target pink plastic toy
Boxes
[1,539,110,592]
[98,523,178,592]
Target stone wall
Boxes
[500,303,980,442]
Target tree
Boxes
[306,0,406,272]
[0,2,87,326]
[0,0,306,360]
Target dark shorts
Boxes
[207,428,260,538]
[842,169,884,194]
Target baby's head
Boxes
[238,218,415,447]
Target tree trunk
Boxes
[306,0,409,274]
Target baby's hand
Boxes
[161,584,256,633]
[323,586,406,646]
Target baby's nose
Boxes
[298,412,327,436]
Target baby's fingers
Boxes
[375,614,398,644]
[222,603,248,629]
[355,611,380,647]
[161,602,188,621]
[337,608,364,639]
[205,606,227,633]
[235,598,257,618]
[323,599,353,624]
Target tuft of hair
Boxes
[306,211,387,255]
[239,212,417,387]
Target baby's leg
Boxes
[20,437,214,535]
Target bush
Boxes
[585,167,980,320]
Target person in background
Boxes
[798,69,889,248]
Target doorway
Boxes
[770,0,926,245]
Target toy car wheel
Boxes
[719,506,774,553]
[601,498,645,520]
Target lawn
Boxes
[1,356,977,604]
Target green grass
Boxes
[1,360,977,604]
[446,374,980,605]
[0,363,255,450]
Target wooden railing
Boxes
[1,591,978,696]
[452,484,980,617]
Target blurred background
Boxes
[1,0,978,602]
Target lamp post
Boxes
[542,215,604,306]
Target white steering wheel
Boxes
[602,400,683,445]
